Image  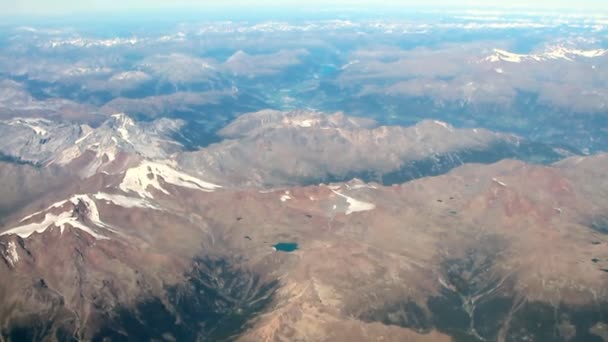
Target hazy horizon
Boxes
[4,0,608,17]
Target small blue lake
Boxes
[273,242,299,252]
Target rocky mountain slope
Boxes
[0,162,69,221]
[178,109,571,187]
[1,151,607,341]
[0,110,604,341]
[0,114,185,177]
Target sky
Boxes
[3,0,608,16]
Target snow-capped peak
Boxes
[110,112,135,126]
[0,194,111,240]
[109,113,135,145]
[226,50,248,63]
[50,114,185,175]
[6,117,53,136]
[484,46,608,63]
[109,71,150,82]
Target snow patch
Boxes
[1,194,110,240]
[280,191,293,202]
[331,189,375,215]
[119,161,222,199]
[68,194,107,229]
[433,120,453,132]
[46,37,140,48]
[7,118,50,136]
[3,206,107,239]
[54,145,82,165]
[346,182,377,190]
[110,71,150,82]
[282,117,320,128]
[488,49,526,63]
[111,113,135,145]
[6,241,19,266]
[341,59,360,70]
[74,126,94,144]
[485,46,608,63]
[93,192,160,210]
[104,149,117,163]
[19,199,69,222]
[24,123,47,135]
[492,178,508,187]
[298,119,314,127]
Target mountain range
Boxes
[0,110,606,341]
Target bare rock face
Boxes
[0,117,82,164]
[177,109,569,187]
[0,161,69,220]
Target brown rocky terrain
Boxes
[1,151,607,341]
[177,109,570,187]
